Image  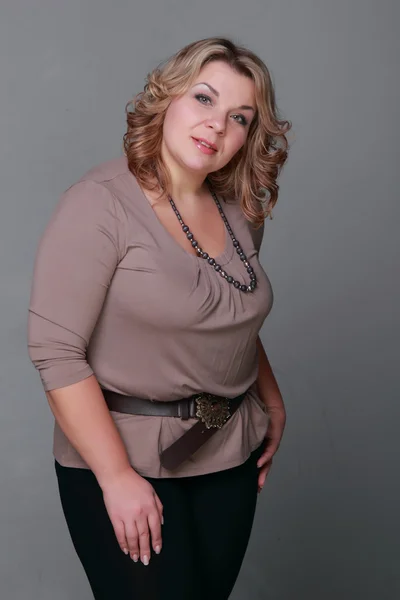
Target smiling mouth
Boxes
[192,137,218,151]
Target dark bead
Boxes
[170,187,253,295]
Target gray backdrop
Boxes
[1,1,398,599]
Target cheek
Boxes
[226,129,247,158]
[163,104,198,154]
[164,101,196,136]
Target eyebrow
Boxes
[194,81,255,112]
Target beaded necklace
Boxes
[168,183,257,293]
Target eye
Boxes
[232,114,248,127]
[195,93,212,105]
[195,93,248,126]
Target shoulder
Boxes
[77,155,130,186]
[44,158,132,255]
[64,155,143,222]
[224,197,265,253]
[58,155,132,218]
[248,220,265,253]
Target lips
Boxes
[192,137,218,152]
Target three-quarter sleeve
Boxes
[27,179,123,391]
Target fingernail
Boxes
[161,516,164,525]
[123,548,129,555]
[132,554,139,562]
[143,555,149,566]
[155,545,161,554]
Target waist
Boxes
[101,388,248,424]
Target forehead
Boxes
[193,61,255,105]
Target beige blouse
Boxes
[27,156,273,478]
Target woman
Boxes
[27,37,290,600]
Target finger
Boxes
[125,520,140,562]
[258,463,272,491]
[257,449,276,467]
[136,517,151,566]
[257,453,271,468]
[148,508,163,555]
[154,494,164,526]
[112,518,129,556]
[258,463,272,485]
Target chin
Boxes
[179,155,217,174]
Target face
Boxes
[161,60,256,179]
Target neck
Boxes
[160,141,209,203]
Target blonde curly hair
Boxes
[123,37,291,227]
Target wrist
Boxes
[96,461,138,491]
[264,402,286,419]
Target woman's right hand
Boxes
[100,467,164,565]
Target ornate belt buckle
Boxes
[192,392,231,429]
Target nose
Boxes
[205,112,226,135]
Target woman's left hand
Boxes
[257,407,286,493]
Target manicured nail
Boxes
[123,548,129,555]
[155,545,161,554]
[161,516,164,525]
[132,554,139,562]
[143,555,149,566]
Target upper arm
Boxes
[27,180,123,391]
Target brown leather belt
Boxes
[101,388,248,471]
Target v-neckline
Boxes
[132,176,235,266]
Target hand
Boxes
[100,467,164,565]
[257,407,286,493]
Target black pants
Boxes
[55,442,265,600]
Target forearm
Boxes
[46,375,134,489]
[256,336,286,416]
